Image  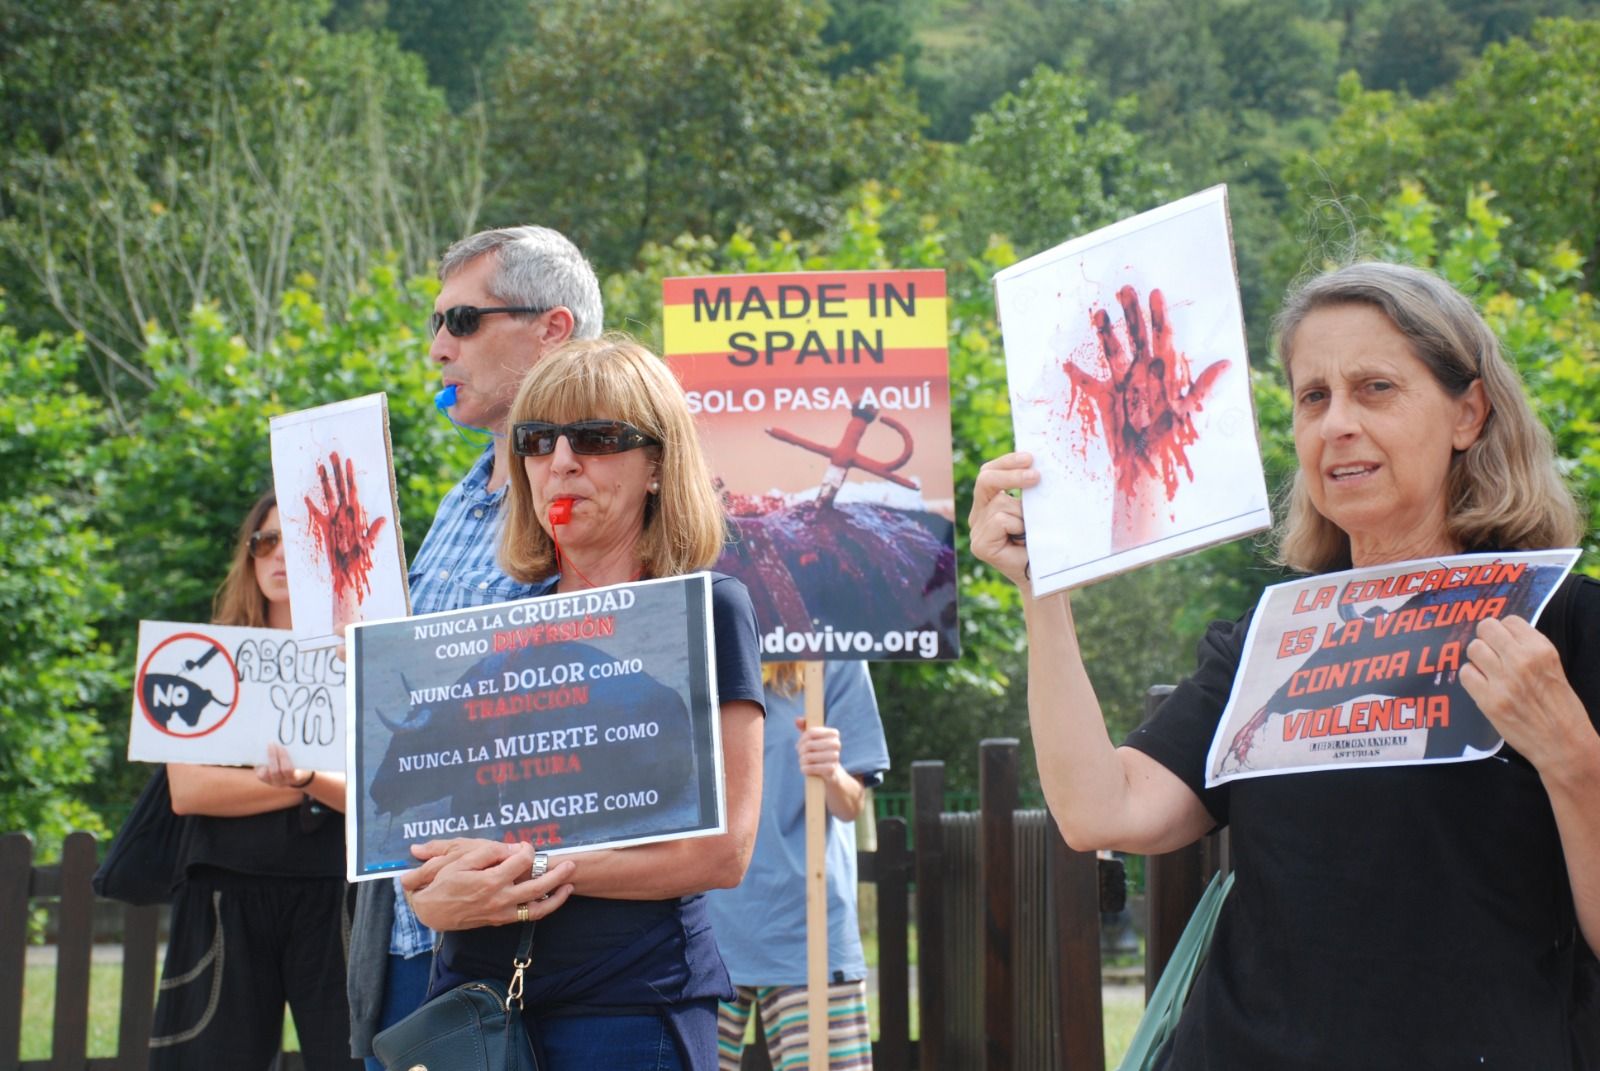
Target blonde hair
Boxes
[1273,261,1582,572]
[763,661,805,696]
[212,490,278,627]
[500,336,727,582]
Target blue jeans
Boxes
[539,1013,685,1070]
[363,952,434,1071]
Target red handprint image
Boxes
[305,451,387,633]
[1064,285,1230,551]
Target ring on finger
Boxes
[516,902,530,924]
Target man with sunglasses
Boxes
[347,225,603,1070]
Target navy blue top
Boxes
[431,572,764,1062]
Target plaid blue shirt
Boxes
[389,444,537,956]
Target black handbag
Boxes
[372,922,539,1071]
[91,767,188,906]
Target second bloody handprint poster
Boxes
[270,393,410,649]
[994,186,1271,595]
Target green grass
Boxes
[22,964,124,1058]
[21,962,301,1060]
[1104,987,1144,1068]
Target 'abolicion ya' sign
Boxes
[130,621,346,769]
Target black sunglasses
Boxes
[249,529,282,559]
[511,420,662,457]
[429,304,551,338]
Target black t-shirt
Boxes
[437,572,765,998]
[179,799,345,880]
[1125,574,1600,1070]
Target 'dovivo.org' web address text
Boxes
[761,625,940,660]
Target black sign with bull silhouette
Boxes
[346,573,723,881]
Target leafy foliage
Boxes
[0,321,121,853]
[1,263,469,834]
[1364,183,1600,566]
[957,65,1173,259]
[484,0,928,272]
[1295,18,1600,289]
[0,0,483,409]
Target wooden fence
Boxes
[6,697,1227,1071]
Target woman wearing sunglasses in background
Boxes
[151,490,358,1071]
[397,338,765,1070]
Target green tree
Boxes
[0,0,484,412]
[0,262,474,833]
[484,0,928,271]
[1363,183,1600,563]
[324,0,527,109]
[0,321,122,854]
[957,65,1173,258]
[822,0,921,76]
[1294,18,1600,290]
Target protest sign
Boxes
[662,269,958,661]
[994,186,1271,594]
[1205,550,1579,786]
[270,393,409,650]
[345,573,723,881]
[129,621,346,768]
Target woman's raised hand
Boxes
[968,452,1039,588]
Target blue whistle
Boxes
[432,383,494,445]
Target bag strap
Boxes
[505,922,536,1012]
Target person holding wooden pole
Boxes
[707,660,890,1070]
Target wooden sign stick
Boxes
[804,659,828,1070]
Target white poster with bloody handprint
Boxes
[1204,550,1577,787]
[270,393,410,650]
[994,185,1271,595]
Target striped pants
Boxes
[716,981,873,1070]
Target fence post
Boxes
[1047,814,1104,1071]
[980,739,1018,1071]
[0,833,32,1069]
[117,902,162,1071]
[912,761,945,1070]
[875,816,911,1071]
[50,832,98,1070]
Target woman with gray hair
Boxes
[969,261,1599,1068]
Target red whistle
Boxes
[548,498,574,525]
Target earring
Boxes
[648,480,661,494]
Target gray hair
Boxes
[439,225,603,339]
[1273,260,1581,572]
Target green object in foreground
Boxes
[1117,869,1236,1071]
